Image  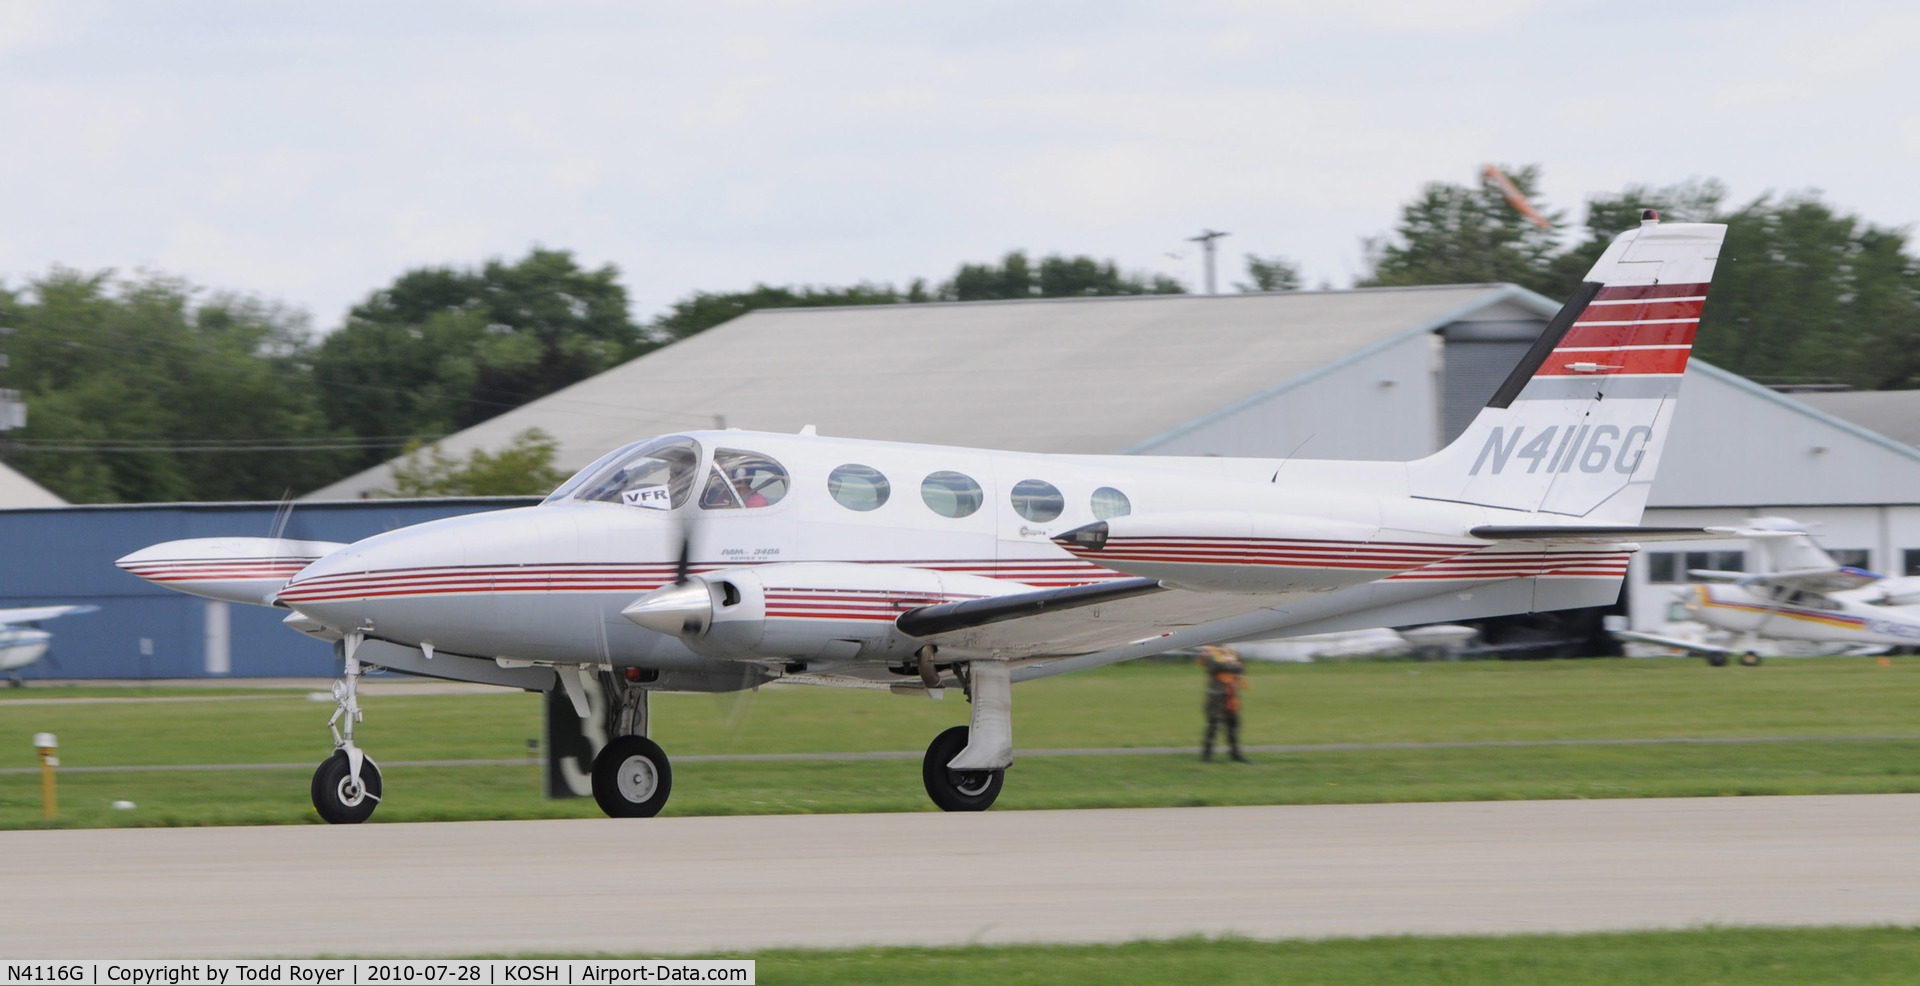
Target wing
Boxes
[0,604,98,625]
[1694,566,1882,594]
[1469,525,1738,543]
[1611,628,1738,658]
[898,580,1297,659]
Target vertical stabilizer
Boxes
[1406,218,1727,521]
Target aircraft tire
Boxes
[311,750,382,824]
[922,725,1004,812]
[592,735,673,818]
[1706,652,1729,668]
[1738,651,1762,667]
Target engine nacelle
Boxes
[622,562,1016,665]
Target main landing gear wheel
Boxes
[922,724,1004,812]
[1738,651,1763,667]
[1706,652,1730,667]
[592,735,674,818]
[311,750,382,824]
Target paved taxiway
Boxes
[5,794,1918,958]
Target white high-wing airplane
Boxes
[119,216,1729,823]
[1616,518,1920,666]
[0,605,98,685]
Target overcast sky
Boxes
[1,0,1916,329]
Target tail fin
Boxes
[1406,216,1727,521]
[1743,517,1840,574]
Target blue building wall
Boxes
[0,498,540,679]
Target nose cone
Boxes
[622,580,713,637]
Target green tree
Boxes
[938,252,1185,300]
[379,428,567,497]
[0,269,348,502]
[1536,179,1920,388]
[1236,254,1303,292]
[313,248,640,468]
[1697,194,1920,388]
[1359,164,1565,293]
[646,282,906,345]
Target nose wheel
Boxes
[312,749,382,824]
[312,632,383,824]
[591,735,674,817]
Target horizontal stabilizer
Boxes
[896,578,1164,637]
[1470,525,1738,543]
[1611,628,1738,658]
[1692,566,1882,594]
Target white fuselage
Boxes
[0,627,51,672]
[243,430,1629,676]
[1683,584,1920,647]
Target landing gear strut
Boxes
[312,632,383,824]
[590,674,673,817]
[921,660,1011,812]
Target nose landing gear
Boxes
[312,633,383,824]
[591,734,673,817]
[589,674,673,817]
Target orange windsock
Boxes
[1483,164,1552,229]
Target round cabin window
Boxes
[921,471,985,518]
[1010,479,1065,523]
[828,464,891,511]
[1090,486,1131,520]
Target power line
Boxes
[4,436,441,454]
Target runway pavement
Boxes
[3,794,1918,958]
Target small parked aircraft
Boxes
[1615,518,1920,666]
[0,605,98,685]
[119,216,1729,822]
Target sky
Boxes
[1,0,1917,330]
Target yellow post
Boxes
[33,732,57,820]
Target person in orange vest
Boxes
[1198,645,1248,762]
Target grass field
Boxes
[2,656,1919,827]
[722,927,1920,985]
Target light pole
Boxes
[1187,229,1230,295]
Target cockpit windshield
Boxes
[558,436,703,509]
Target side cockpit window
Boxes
[701,448,790,510]
[571,436,702,509]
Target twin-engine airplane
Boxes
[0,605,96,685]
[1617,518,1920,665]
[120,215,1730,823]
